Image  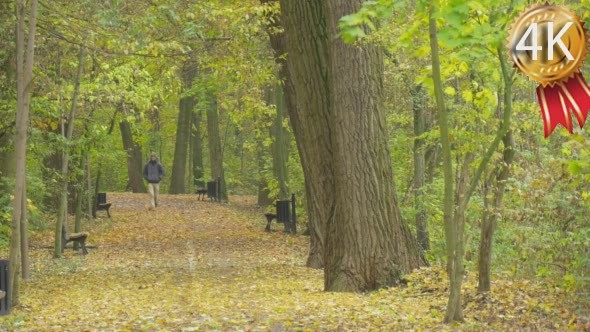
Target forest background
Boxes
[0,0,588,328]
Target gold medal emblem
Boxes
[507,4,589,87]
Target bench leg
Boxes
[264,216,275,232]
[61,236,67,254]
[106,208,111,218]
[80,239,88,255]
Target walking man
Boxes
[143,152,165,208]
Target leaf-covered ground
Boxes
[0,193,588,331]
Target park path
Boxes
[15,193,318,331]
[2,193,584,331]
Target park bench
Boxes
[61,225,89,255]
[93,192,111,218]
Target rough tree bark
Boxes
[274,0,333,269]
[323,0,423,291]
[275,0,424,290]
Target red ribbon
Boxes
[536,73,590,138]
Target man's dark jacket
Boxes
[143,159,165,183]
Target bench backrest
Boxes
[97,193,107,204]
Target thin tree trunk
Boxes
[11,0,38,304]
[73,155,86,251]
[55,46,85,258]
[271,84,290,200]
[450,46,514,314]
[206,95,228,201]
[86,154,93,221]
[257,87,274,206]
[478,52,515,292]
[256,136,272,206]
[191,110,205,189]
[447,153,475,322]
[428,2,461,322]
[429,3,515,317]
[170,62,196,194]
[478,131,514,292]
[413,85,429,251]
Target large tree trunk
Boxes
[11,0,38,305]
[170,62,196,194]
[276,0,333,269]
[323,0,422,291]
[119,114,146,193]
[277,0,424,289]
[413,85,429,252]
[206,95,228,201]
[191,109,205,189]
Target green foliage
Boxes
[339,0,406,43]
[0,193,13,248]
[0,178,47,249]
